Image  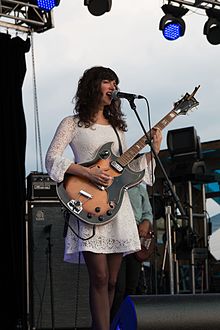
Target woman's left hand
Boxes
[152,127,162,154]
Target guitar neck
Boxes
[117,85,200,167]
[118,108,178,167]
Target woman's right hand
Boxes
[67,162,113,187]
[88,165,113,187]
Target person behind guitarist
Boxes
[45,66,162,330]
[110,182,154,323]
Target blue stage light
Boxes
[110,296,137,330]
[163,22,183,41]
[37,0,60,11]
[159,4,188,41]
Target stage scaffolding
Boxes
[0,0,54,33]
[151,138,220,296]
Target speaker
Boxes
[167,126,199,159]
[27,200,91,329]
[111,294,220,330]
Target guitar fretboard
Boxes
[118,109,178,167]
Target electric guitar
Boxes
[56,86,200,225]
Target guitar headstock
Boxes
[173,85,200,116]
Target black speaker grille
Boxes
[28,201,91,329]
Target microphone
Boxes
[111,90,144,101]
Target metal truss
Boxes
[165,0,220,10]
[0,0,54,33]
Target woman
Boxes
[45,66,162,330]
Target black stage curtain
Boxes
[0,32,30,330]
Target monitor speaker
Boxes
[27,200,91,329]
[111,294,220,330]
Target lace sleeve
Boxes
[131,155,156,186]
[45,116,76,182]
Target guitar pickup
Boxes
[80,190,92,198]
[111,161,123,173]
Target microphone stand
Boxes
[128,98,188,295]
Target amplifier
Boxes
[26,172,58,200]
[27,201,91,328]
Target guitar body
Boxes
[57,142,145,225]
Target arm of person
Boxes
[66,162,112,186]
[137,183,154,238]
[145,127,163,163]
[45,116,112,185]
[138,219,152,238]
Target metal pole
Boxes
[165,205,175,295]
[188,181,196,294]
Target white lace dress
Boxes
[45,115,155,263]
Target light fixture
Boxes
[84,0,112,16]
[26,0,58,32]
[37,0,60,11]
[203,8,220,45]
[159,4,189,41]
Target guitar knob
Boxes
[98,216,104,222]
[87,213,92,219]
[68,201,74,208]
[109,201,115,209]
[106,210,112,216]
[74,200,81,207]
[100,149,110,159]
[95,207,101,213]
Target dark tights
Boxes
[83,251,123,330]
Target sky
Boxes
[21,0,220,216]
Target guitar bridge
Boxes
[67,199,83,214]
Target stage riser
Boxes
[111,294,220,330]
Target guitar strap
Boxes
[112,125,142,159]
[112,125,123,155]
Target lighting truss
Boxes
[165,0,220,11]
[164,0,220,44]
[0,0,54,33]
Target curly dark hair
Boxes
[73,66,127,131]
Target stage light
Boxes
[37,0,60,11]
[203,8,220,45]
[159,4,189,41]
[84,0,112,16]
